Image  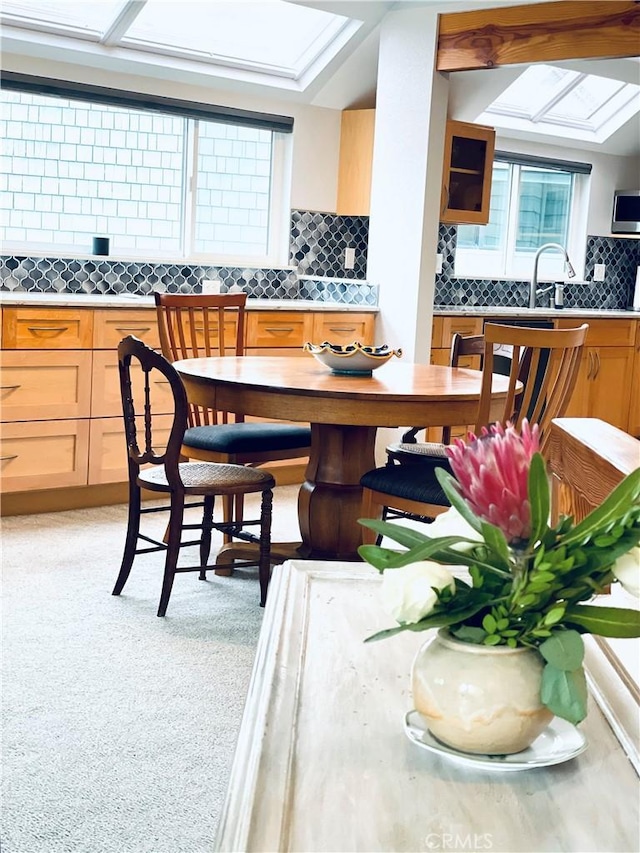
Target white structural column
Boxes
[367,5,449,365]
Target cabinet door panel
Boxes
[587,347,633,430]
[88,415,173,484]
[0,419,89,492]
[441,121,495,226]
[556,318,635,347]
[91,351,174,418]
[246,312,313,349]
[311,313,374,345]
[93,309,160,350]
[1,350,92,421]
[2,308,93,349]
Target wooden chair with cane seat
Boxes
[154,292,311,542]
[360,323,589,544]
[111,335,275,616]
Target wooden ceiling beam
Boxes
[436,1,640,72]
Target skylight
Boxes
[0,0,358,83]
[478,64,640,145]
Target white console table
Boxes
[215,561,639,853]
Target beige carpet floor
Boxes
[1,486,300,853]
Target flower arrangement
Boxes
[358,421,640,726]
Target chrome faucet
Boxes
[529,243,576,308]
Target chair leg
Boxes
[258,488,274,607]
[199,495,215,580]
[112,481,141,596]
[157,494,184,617]
[222,494,234,545]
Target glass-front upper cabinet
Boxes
[441,120,495,225]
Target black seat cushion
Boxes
[360,458,453,506]
[183,422,311,454]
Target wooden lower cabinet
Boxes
[1,350,92,421]
[91,350,174,418]
[311,312,374,344]
[629,327,640,439]
[0,419,90,492]
[563,346,634,431]
[89,415,173,484]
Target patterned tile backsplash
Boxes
[0,209,374,305]
[2,209,637,311]
[435,225,640,310]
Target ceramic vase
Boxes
[412,629,554,755]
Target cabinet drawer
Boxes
[0,419,89,492]
[439,316,483,346]
[89,415,174,485]
[246,312,313,349]
[91,351,174,418]
[2,308,93,349]
[311,313,374,345]
[93,309,161,350]
[556,318,636,347]
[1,350,92,422]
[429,348,480,370]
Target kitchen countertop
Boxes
[0,293,378,312]
[433,306,639,319]
[0,293,637,318]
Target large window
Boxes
[455,155,589,281]
[0,88,288,264]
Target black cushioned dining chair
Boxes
[360,323,589,543]
[112,335,275,616]
[154,292,311,541]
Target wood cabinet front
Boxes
[1,350,92,421]
[93,309,160,350]
[336,109,375,216]
[89,415,173,484]
[246,312,313,350]
[2,307,93,350]
[311,313,374,345]
[441,120,495,226]
[90,350,174,418]
[0,419,90,492]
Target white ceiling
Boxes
[1,0,638,157]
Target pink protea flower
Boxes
[445,420,540,542]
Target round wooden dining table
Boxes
[174,356,514,560]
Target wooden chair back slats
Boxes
[118,334,187,489]
[475,323,588,453]
[155,292,247,430]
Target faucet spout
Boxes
[529,242,576,309]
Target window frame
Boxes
[0,74,294,267]
[454,154,590,281]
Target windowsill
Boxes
[0,246,297,271]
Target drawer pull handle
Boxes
[0,384,21,391]
[328,326,356,333]
[27,326,69,335]
[0,454,18,461]
[154,380,170,385]
[265,327,294,334]
[115,326,151,333]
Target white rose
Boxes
[380,561,456,625]
[428,507,483,551]
[613,547,640,598]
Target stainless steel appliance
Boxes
[611,190,640,234]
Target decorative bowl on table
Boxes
[303,341,402,375]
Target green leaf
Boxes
[434,467,483,533]
[540,663,588,724]
[561,468,640,548]
[564,604,640,638]
[451,625,486,643]
[482,613,497,634]
[528,452,550,547]
[539,630,584,670]
[543,607,566,626]
[480,521,511,569]
[364,595,493,642]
